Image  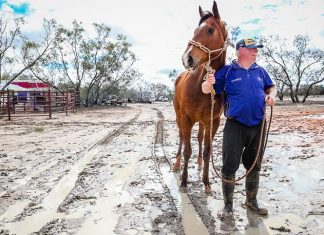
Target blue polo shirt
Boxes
[214,60,274,126]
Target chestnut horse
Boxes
[173,1,229,193]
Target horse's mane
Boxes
[198,11,213,25]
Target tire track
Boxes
[57,110,142,213]
[94,111,141,147]
[2,111,142,235]
[150,109,185,234]
[153,108,211,235]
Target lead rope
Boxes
[209,90,273,184]
[189,34,272,184]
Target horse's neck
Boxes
[192,54,226,87]
[194,66,207,85]
[210,53,226,72]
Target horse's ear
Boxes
[199,6,204,17]
[212,1,220,19]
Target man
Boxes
[202,38,277,217]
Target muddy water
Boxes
[77,157,138,235]
[157,145,209,235]
[4,148,100,235]
[0,102,324,234]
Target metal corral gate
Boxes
[0,89,79,120]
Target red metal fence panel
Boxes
[0,89,78,120]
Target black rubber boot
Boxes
[245,170,268,215]
[222,174,235,218]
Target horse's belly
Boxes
[186,107,210,123]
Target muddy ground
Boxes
[0,100,323,235]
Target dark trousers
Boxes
[221,119,266,176]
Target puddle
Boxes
[3,148,99,235]
[77,154,138,235]
[157,144,209,235]
[304,114,324,119]
[288,166,321,193]
[0,160,59,202]
[274,158,322,194]
[264,212,318,234]
[0,200,30,222]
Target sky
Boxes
[1,0,324,87]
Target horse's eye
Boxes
[208,27,214,34]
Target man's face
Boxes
[238,47,258,63]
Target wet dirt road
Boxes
[0,102,323,234]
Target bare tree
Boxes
[265,64,286,100]
[0,13,24,83]
[260,34,324,103]
[23,19,62,91]
[226,25,241,63]
[0,18,60,91]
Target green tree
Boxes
[152,83,172,100]
[168,69,178,83]
[56,21,140,106]
[83,29,140,105]
[55,20,86,92]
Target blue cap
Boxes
[236,38,263,51]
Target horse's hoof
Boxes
[179,185,188,193]
[204,185,212,194]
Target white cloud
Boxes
[2,0,323,86]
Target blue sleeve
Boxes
[260,67,275,90]
[214,66,229,94]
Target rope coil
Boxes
[210,100,273,184]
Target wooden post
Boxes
[73,90,76,113]
[7,90,11,121]
[48,88,52,119]
[33,91,36,111]
[65,91,68,116]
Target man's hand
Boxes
[206,72,215,85]
[265,86,277,106]
[265,95,275,106]
[201,72,215,94]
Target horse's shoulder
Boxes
[175,71,192,88]
[174,71,187,86]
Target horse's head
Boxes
[182,1,228,70]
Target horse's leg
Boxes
[197,122,204,170]
[202,117,221,194]
[180,117,194,190]
[173,124,183,172]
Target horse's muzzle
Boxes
[182,52,198,70]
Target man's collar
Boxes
[231,60,259,70]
